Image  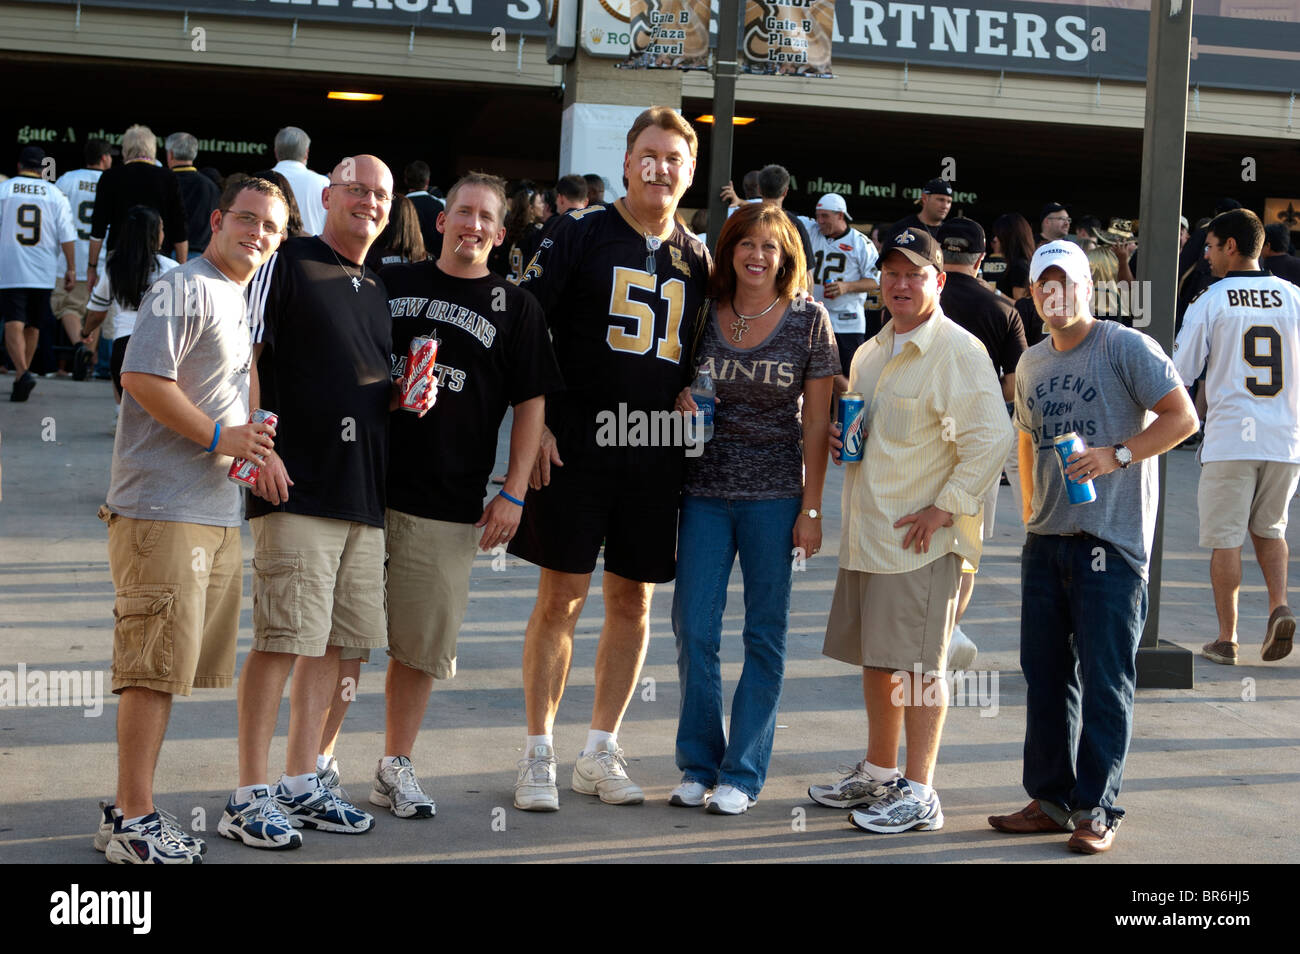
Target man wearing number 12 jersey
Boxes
[1174,208,1300,665]
[508,107,711,812]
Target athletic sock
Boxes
[863,760,900,781]
[584,729,616,756]
[526,734,554,755]
[280,771,318,796]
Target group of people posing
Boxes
[96,106,1297,864]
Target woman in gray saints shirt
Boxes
[671,203,839,815]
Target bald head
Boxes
[322,154,395,256]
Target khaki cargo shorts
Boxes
[249,512,386,659]
[102,506,242,696]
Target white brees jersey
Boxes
[53,167,102,281]
[797,216,879,334]
[1174,271,1300,464]
[0,173,76,289]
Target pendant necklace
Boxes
[328,244,364,293]
[729,295,781,343]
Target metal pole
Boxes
[1136,0,1195,689]
[705,0,743,250]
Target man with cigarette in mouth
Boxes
[369,172,561,817]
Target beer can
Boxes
[228,409,278,488]
[838,392,867,463]
[401,335,439,413]
[1052,431,1097,504]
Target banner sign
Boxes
[740,0,833,77]
[621,0,710,69]
[16,0,1300,93]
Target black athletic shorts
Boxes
[0,288,53,328]
[508,451,683,584]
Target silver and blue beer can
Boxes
[838,392,866,463]
[1052,431,1097,504]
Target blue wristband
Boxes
[498,489,525,507]
[206,420,221,453]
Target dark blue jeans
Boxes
[672,495,801,799]
[1020,533,1148,828]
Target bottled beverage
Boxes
[690,370,714,443]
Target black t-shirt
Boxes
[517,201,711,474]
[939,271,1027,378]
[1264,254,1300,288]
[247,236,392,526]
[173,168,219,254]
[381,261,563,524]
[1014,294,1045,348]
[889,213,941,239]
[783,207,815,276]
[407,192,444,259]
[997,257,1030,298]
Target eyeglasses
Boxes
[220,209,285,236]
[329,182,392,204]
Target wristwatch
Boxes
[801,509,822,519]
[1113,444,1133,469]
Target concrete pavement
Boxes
[1,375,1297,864]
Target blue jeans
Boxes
[672,495,801,799]
[1020,533,1148,828]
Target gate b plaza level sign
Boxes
[29,0,1299,93]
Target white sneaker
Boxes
[668,780,711,807]
[946,625,978,672]
[514,743,559,812]
[706,785,756,815]
[572,739,644,805]
[370,756,436,818]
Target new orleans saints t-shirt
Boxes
[246,236,392,527]
[382,261,564,524]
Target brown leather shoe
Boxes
[1068,823,1116,854]
[1263,605,1295,662]
[988,800,1067,834]
[1202,639,1238,665]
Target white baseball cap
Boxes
[816,193,851,219]
[1030,240,1092,286]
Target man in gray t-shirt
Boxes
[989,241,1197,856]
[98,179,287,864]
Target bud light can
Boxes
[838,392,866,463]
[228,409,278,488]
[401,335,439,412]
[1053,431,1097,504]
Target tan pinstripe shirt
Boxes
[842,307,1014,574]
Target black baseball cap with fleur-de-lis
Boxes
[880,227,943,270]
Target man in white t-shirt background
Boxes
[0,146,76,401]
[270,126,330,236]
[798,193,879,390]
[1174,208,1300,665]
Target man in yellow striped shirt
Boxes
[811,227,1013,833]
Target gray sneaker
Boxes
[514,743,560,812]
[808,760,898,809]
[95,801,206,856]
[369,756,436,818]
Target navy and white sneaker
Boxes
[104,812,201,864]
[218,785,303,849]
[848,779,944,833]
[275,778,375,834]
[317,757,345,797]
[95,801,206,855]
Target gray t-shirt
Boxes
[107,257,252,526]
[1014,319,1182,580]
[685,298,840,499]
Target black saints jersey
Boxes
[516,201,711,466]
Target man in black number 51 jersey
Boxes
[508,107,711,812]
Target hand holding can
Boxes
[401,336,439,414]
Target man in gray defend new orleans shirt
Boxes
[97,178,286,864]
[989,241,1197,856]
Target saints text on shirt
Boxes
[388,296,497,348]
